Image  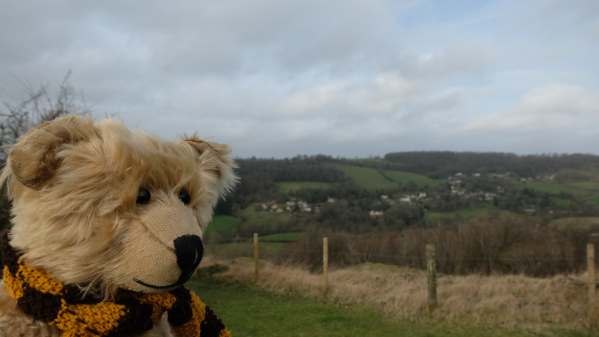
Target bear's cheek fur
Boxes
[104,201,204,292]
[105,220,182,291]
[134,196,204,249]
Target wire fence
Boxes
[207,234,589,277]
[213,234,599,327]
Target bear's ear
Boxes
[183,136,237,197]
[6,115,97,189]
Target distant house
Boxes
[399,196,412,203]
[297,201,312,213]
[369,210,384,218]
[484,192,496,201]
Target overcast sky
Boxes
[1,0,598,158]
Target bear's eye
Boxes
[179,188,191,205]
[136,188,151,205]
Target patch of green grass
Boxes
[206,242,287,259]
[206,215,242,241]
[569,181,599,191]
[524,181,587,196]
[238,205,291,233]
[425,205,503,223]
[334,164,396,191]
[522,180,599,206]
[190,277,592,337]
[551,196,576,209]
[261,232,304,243]
[276,181,334,193]
[382,170,442,188]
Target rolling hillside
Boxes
[334,164,441,191]
[276,181,334,193]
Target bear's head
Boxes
[1,115,236,296]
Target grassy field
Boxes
[205,241,287,259]
[190,276,593,337]
[524,181,586,195]
[206,215,243,241]
[335,164,393,190]
[521,179,599,199]
[237,205,291,233]
[517,179,599,207]
[382,169,442,188]
[276,181,334,193]
[334,164,441,191]
[261,232,304,242]
[425,205,505,223]
[207,210,296,245]
[276,163,440,194]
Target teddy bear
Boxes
[0,115,237,337]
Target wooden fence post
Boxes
[588,243,597,327]
[426,244,438,315]
[323,237,329,295]
[253,233,259,283]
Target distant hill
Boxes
[333,164,440,191]
[237,152,599,183]
[383,151,599,178]
[227,152,599,210]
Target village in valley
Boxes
[253,170,566,221]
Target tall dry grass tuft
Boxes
[202,256,588,328]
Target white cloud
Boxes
[464,84,599,132]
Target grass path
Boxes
[190,277,594,337]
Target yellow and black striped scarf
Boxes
[0,232,231,337]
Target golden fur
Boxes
[0,116,237,337]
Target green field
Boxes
[207,215,243,241]
[206,241,287,259]
[425,205,507,223]
[190,277,592,337]
[206,206,293,244]
[382,169,441,188]
[335,164,393,190]
[524,181,585,195]
[276,181,334,193]
[505,172,599,206]
[523,179,599,196]
[334,164,440,191]
[238,205,291,234]
[261,232,304,242]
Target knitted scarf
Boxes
[0,232,231,337]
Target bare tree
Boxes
[0,74,89,228]
[0,72,89,160]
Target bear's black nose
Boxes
[174,235,204,283]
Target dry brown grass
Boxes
[202,256,588,329]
